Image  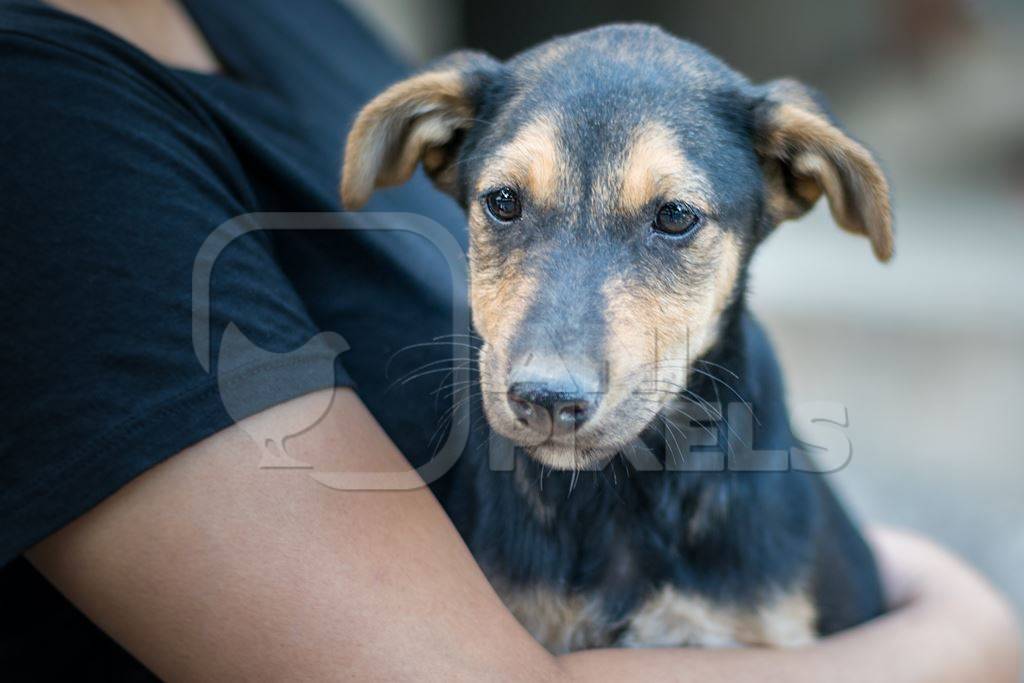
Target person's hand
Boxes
[821,526,1022,683]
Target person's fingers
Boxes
[866,526,946,608]
[868,526,1007,611]
[865,526,1022,680]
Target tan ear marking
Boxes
[757,92,894,262]
[341,70,472,209]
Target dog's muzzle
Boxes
[504,356,602,441]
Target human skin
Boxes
[27,389,1021,682]
[25,2,1022,679]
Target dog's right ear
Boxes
[750,79,893,262]
[341,51,500,209]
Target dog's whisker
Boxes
[633,395,721,443]
[385,339,480,378]
[687,367,760,426]
[694,358,740,380]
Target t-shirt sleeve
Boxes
[0,30,352,564]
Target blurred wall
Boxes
[343,0,461,62]
[462,0,882,84]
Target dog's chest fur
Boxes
[501,582,816,653]
[451,440,822,653]
[485,467,818,652]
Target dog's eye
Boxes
[653,202,703,237]
[484,187,522,222]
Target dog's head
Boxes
[342,24,892,469]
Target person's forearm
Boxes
[559,645,815,682]
[28,389,1018,682]
[810,528,1020,683]
[28,389,562,682]
[558,609,1009,683]
[558,529,1020,683]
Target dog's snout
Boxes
[505,354,602,439]
[509,382,598,430]
[507,382,594,435]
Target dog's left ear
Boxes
[341,51,500,209]
[750,79,893,261]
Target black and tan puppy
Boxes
[342,24,890,652]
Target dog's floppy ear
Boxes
[341,51,500,209]
[750,79,893,261]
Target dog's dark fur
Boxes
[342,24,889,651]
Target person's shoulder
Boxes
[0,3,249,219]
[2,1,154,73]
[1,2,216,136]
[3,4,112,70]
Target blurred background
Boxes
[345,0,1024,622]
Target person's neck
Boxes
[43,0,222,74]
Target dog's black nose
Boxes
[507,382,594,436]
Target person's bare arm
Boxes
[26,388,561,681]
[561,528,1021,682]
[818,528,1020,683]
[27,389,1020,681]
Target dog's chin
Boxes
[524,441,620,470]
[485,413,646,471]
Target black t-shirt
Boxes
[0,0,472,677]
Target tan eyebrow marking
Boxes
[617,121,711,214]
[477,114,563,207]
